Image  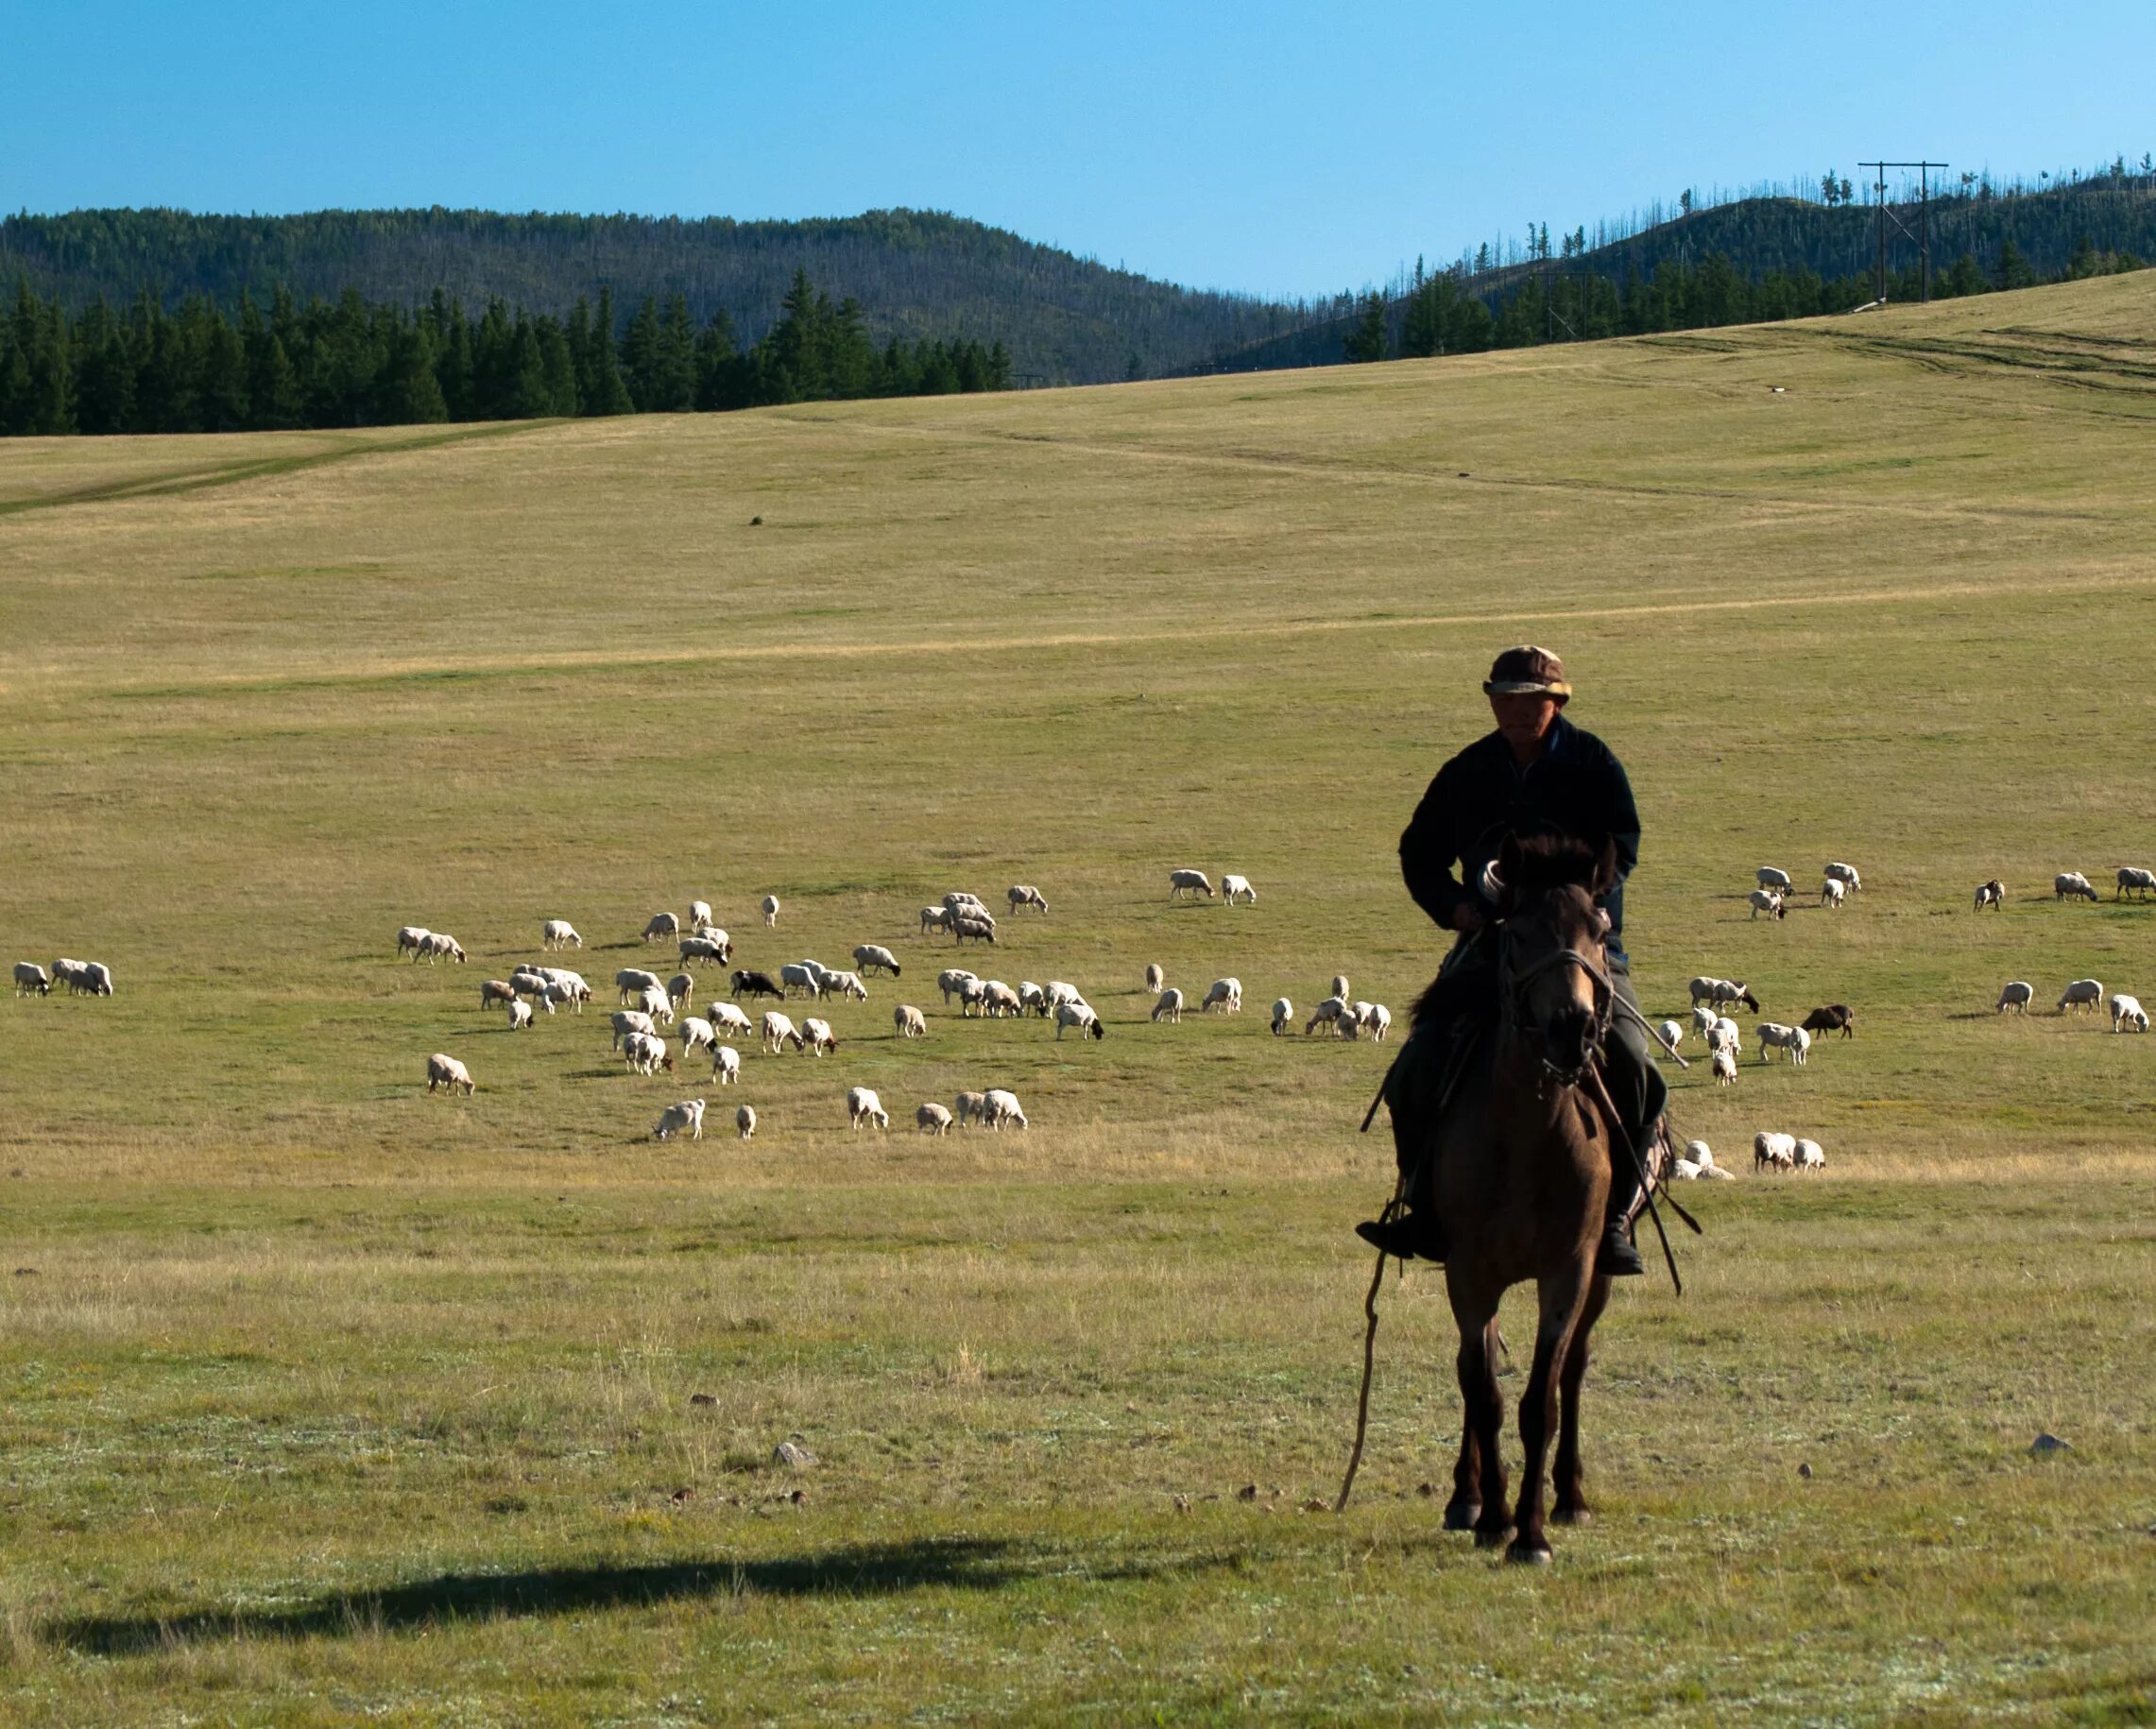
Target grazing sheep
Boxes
[689,899,713,930]
[425,1053,474,1094]
[624,1033,673,1075]
[50,958,90,994]
[611,1010,658,1051]
[729,968,785,1001]
[480,979,518,1010]
[982,1088,1028,1130]
[952,1090,987,1127]
[397,925,431,960]
[1362,1003,1394,1043]
[1820,878,1846,909]
[736,1104,756,1140]
[542,919,582,950]
[680,933,731,967]
[545,971,590,1011]
[420,932,466,965]
[1329,974,1350,1003]
[1306,997,1347,1036]
[1974,879,2005,911]
[853,945,902,978]
[950,914,998,946]
[937,967,979,1006]
[1042,982,1082,1012]
[2110,993,2148,1033]
[890,1003,927,1038]
[1689,1003,1719,1037]
[1018,982,1049,1017]
[1201,977,1242,1015]
[616,967,663,1002]
[631,984,674,1024]
[1152,987,1186,1023]
[1222,874,1257,905]
[1758,1023,1810,1065]
[825,970,870,1002]
[761,1011,805,1054]
[654,1098,705,1141]
[707,1001,754,1038]
[72,960,113,997]
[761,895,780,928]
[1756,866,1791,892]
[667,973,696,1012]
[678,1017,717,1056]
[943,892,989,916]
[1271,997,1293,1035]
[1168,868,1215,902]
[916,1102,952,1136]
[2055,872,2100,903]
[1794,1138,1826,1172]
[776,963,822,1000]
[2059,979,2104,1014]
[1706,1017,1741,1055]
[802,1018,838,1056]
[1657,1019,1685,1053]
[642,912,680,943]
[1995,981,2034,1014]
[957,978,990,1018]
[920,906,953,934]
[1055,1001,1105,1041]
[13,962,51,997]
[847,1087,889,1130]
[1007,884,1049,915]
[1824,862,1861,894]
[1754,1131,1797,1172]
[1145,963,1166,992]
[1749,888,1786,921]
[1688,977,1761,1014]
[506,999,534,1032]
[981,981,1022,1019]
[511,967,554,998]
[1711,1047,1737,1086]
[1801,1004,1857,1038]
[2116,867,2156,901]
[710,1045,742,1085]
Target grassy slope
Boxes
[2,278,2154,1722]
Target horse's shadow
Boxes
[52,1536,1200,1655]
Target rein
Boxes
[1497,920,1616,1092]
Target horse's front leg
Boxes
[1449,1281,1510,1545]
[1510,1264,1592,1565]
[1552,1272,1611,1525]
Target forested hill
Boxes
[1191,176,2156,374]
[0,207,1314,386]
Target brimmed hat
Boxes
[1483,644,1571,700]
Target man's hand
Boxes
[1450,903,1485,934]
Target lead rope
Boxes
[1334,1170,1405,1514]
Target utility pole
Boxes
[1859,159,1949,301]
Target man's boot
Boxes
[1597,1133,1647,1277]
[1356,1207,1448,1263]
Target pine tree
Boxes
[1343,290,1389,363]
[583,289,633,416]
[693,310,742,410]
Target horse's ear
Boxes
[1590,833,1619,899]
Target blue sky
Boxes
[9,0,2153,300]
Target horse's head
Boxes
[1492,830,1618,1084]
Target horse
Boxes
[1390,830,1666,1564]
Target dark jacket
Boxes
[1399,713,1641,953]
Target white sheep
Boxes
[957,979,990,1018]
[1711,1047,1736,1086]
[642,911,680,943]
[1363,1003,1394,1043]
[623,1032,672,1075]
[680,933,730,967]
[1043,981,1082,1012]
[825,970,870,1002]
[853,944,902,978]
[761,895,780,928]
[937,967,978,1006]
[1337,1002,1372,1041]
[397,925,431,960]
[1754,1131,1796,1171]
[632,984,675,1024]
[1018,982,1048,1017]
[13,962,51,996]
[542,968,591,1008]
[506,999,534,1032]
[78,961,114,997]
[2056,872,2099,903]
[982,1088,1028,1130]
[1749,888,1786,921]
[894,1003,928,1038]
[2116,867,2156,901]
[1657,1019,1685,1053]
[1688,978,1760,1013]
[943,891,989,916]
[2110,994,2148,1033]
[481,978,520,1010]
[1007,884,1049,915]
[1055,1001,1104,1041]
[1690,1003,1720,1036]
[1793,1138,1826,1172]
[542,918,582,950]
[1202,977,1242,1015]
[426,1053,474,1094]
[420,932,466,965]
[1222,874,1257,905]
[1824,862,1861,894]
[1995,981,2034,1014]
[708,1001,754,1038]
[847,1086,889,1130]
[1152,987,1185,1023]
[1974,879,2006,911]
[1758,1023,1810,1065]
[1168,868,1215,902]
[50,958,90,994]
[654,1098,706,1141]
[1271,997,1293,1035]
[1756,866,1791,892]
[678,1017,717,1056]
[920,906,953,934]
[916,1102,952,1136]
[779,963,824,1000]
[2059,979,2104,1013]
[615,967,663,1003]
[667,972,696,1011]
[761,1011,805,1053]
[1306,997,1347,1036]
[981,982,1022,1019]
[736,1104,757,1140]
[1820,878,1846,909]
[1145,963,1166,992]
[1706,1017,1741,1055]
[1329,974,1350,1003]
[953,1090,987,1127]
[611,1009,658,1051]
[802,1018,838,1056]
[710,1044,742,1085]
[689,899,713,930]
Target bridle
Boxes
[1496,901,1616,1093]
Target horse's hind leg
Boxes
[1552,1273,1611,1526]
[1510,1265,1592,1566]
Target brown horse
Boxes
[1394,830,1663,1564]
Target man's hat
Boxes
[1483,644,1570,700]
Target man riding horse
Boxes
[1360,644,1666,1277]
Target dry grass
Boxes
[3,276,2156,1721]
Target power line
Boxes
[1858,160,1949,301]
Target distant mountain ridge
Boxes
[0,206,1317,386]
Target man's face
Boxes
[1489,691,1562,752]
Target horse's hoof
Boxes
[1443,1502,1480,1532]
[1551,1506,1591,1528]
[1506,1540,1553,1566]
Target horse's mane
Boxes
[1409,831,1607,1030]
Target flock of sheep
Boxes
[385,870,1390,1144]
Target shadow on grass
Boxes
[53,1536,1208,1655]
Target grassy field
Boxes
[3,274,2155,1723]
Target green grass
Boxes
[4,276,2156,1722]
